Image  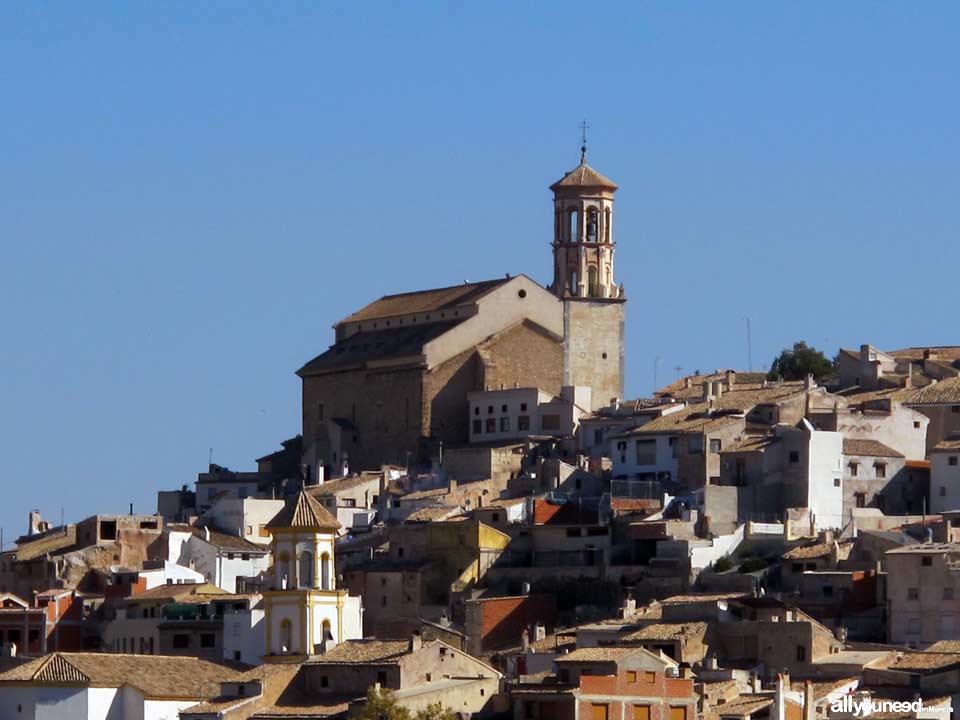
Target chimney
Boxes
[679,663,694,679]
[521,582,531,596]
[705,655,719,671]
[703,381,713,403]
[714,381,723,400]
[533,622,546,642]
[204,526,211,542]
[448,477,457,492]
[774,673,789,720]
[0,643,16,658]
[409,631,422,653]
[803,680,816,720]
[685,377,692,389]
[750,673,762,693]
[804,373,816,390]
[521,628,530,652]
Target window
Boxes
[855,492,866,508]
[914,421,921,429]
[377,671,387,686]
[491,513,500,522]
[789,451,800,463]
[473,406,479,416]
[566,528,582,537]
[634,706,651,720]
[822,585,834,597]
[669,436,678,458]
[473,420,482,434]
[591,704,609,720]
[27,629,38,644]
[689,436,704,454]
[381,596,387,608]
[950,456,958,466]
[849,462,859,476]
[922,556,933,567]
[908,617,921,635]
[874,463,886,478]
[172,634,190,649]
[834,478,842,487]
[626,670,637,682]
[487,406,494,415]
[520,403,528,412]
[908,587,919,601]
[643,671,656,682]
[594,429,605,445]
[945,588,954,601]
[953,406,960,414]
[518,415,530,431]
[796,645,807,662]
[670,707,688,720]
[500,417,510,432]
[941,487,947,497]
[542,415,560,431]
[200,633,215,648]
[485,419,496,433]
[241,553,250,561]
[636,440,656,465]
[792,563,803,573]
[320,675,329,688]
[709,439,722,453]
[501,404,508,412]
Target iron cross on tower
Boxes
[579,120,590,162]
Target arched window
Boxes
[299,550,314,589]
[277,551,291,590]
[586,208,598,242]
[322,619,332,641]
[604,208,611,243]
[321,552,332,590]
[280,619,293,654]
[569,270,578,296]
[567,208,579,243]
[587,267,598,297]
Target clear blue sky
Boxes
[2,3,958,543]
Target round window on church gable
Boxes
[602,352,608,360]
[518,289,527,299]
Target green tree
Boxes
[352,687,411,720]
[767,341,835,381]
[351,689,456,720]
[415,703,457,720]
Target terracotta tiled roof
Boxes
[783,540,852,560]
[193,527,270,552]
[620,383,805,436]
[905,377,960,406]
[621,621,707,642]
[267,491,341,531]
[126,582,226,603]
[297,321,462,376]
[932,435,960,453]
[339,279,509,324]
[34,655,89,684]
[0,652,248,699]
[925,640,960,653]
[661,592,747,605]
[891,346,960,361]
[891,651,960,671]
[307,474,380,496]
[550,161,618,191]
[554,647,639,663]
[716,695,774,717]
[655,371,768,400]
[842,439,905,458]
[306,639,410,665]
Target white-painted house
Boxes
[176,528,272,594]
[930,435,960,513]
[203,496,285,546]
[0,652,247,720]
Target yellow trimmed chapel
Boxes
[262,490,363,661]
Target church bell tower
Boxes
[549,139,626,410]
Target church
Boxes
[297,147,627,477]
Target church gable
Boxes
[476,319,564,396]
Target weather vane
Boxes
[579,120,590,162]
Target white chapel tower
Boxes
[549,142,626,409]
[262,490,363,662]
